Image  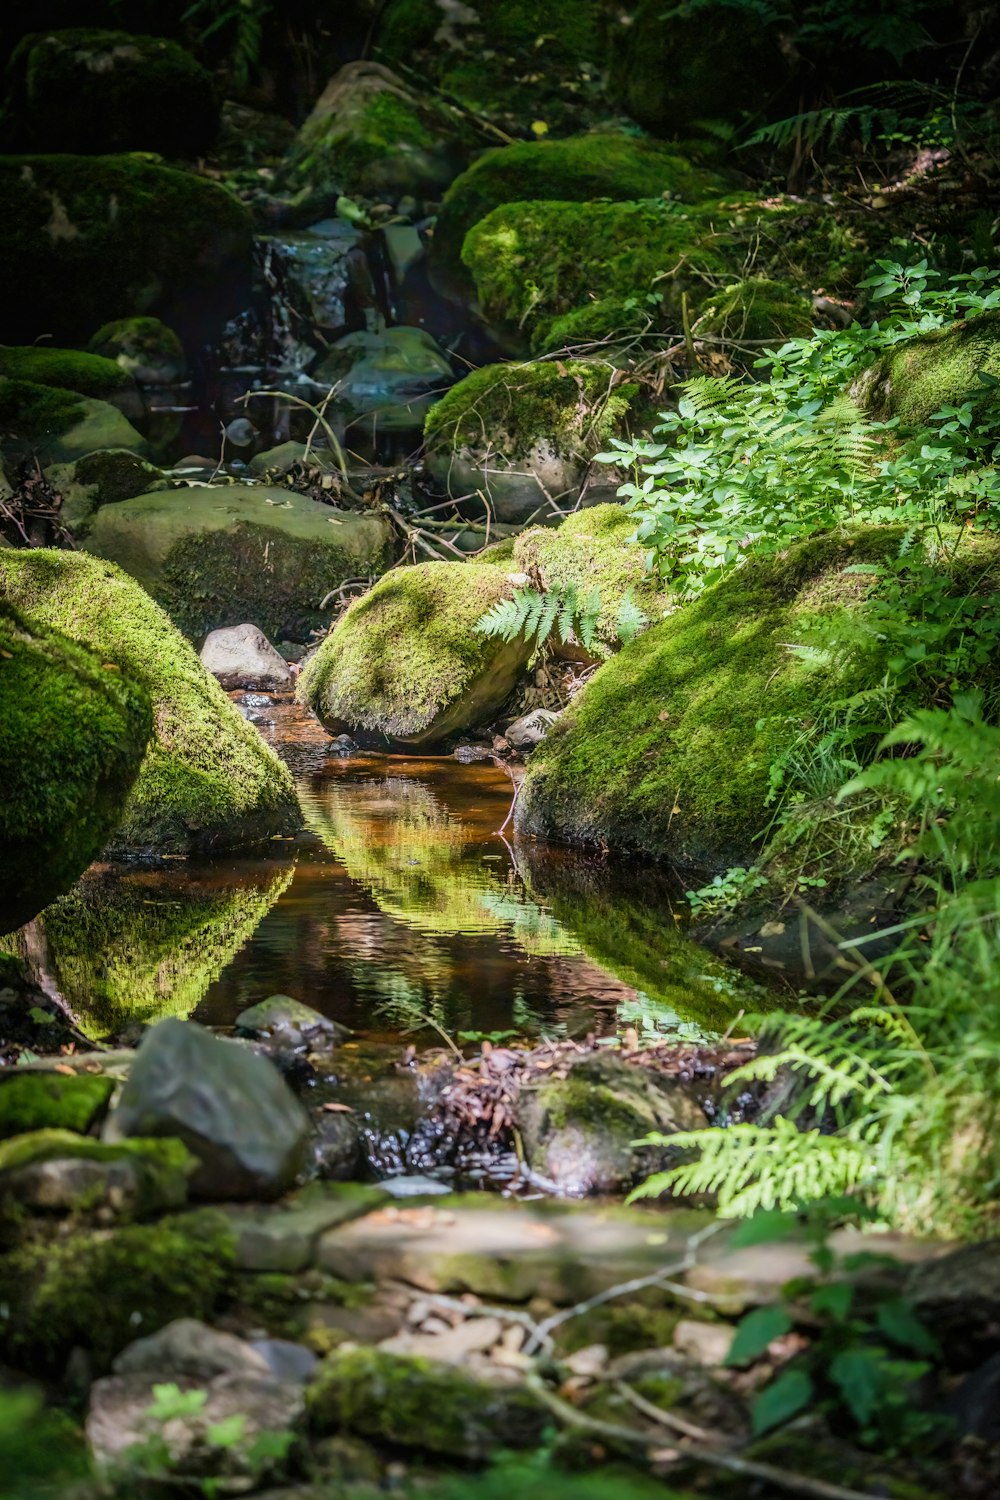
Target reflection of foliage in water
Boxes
[9,862,295,1038]
[303,776,577,955]
[617,993,714,1045]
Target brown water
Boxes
[9,704,761,1047]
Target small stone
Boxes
[113,1319,270,1381]
[249,1338,318,1385]
[235,995,344,1046]
[380,1174,453,1198]
[673,1318,735,1366]
[200,623,294,692]
[505,708,559,750]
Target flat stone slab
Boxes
[221,1183,389,1272]
[317,1197,714,1304]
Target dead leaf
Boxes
[322,1102,354,1113]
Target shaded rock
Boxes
[105,1019,311,1201]
[505,708,558,749]
[0,598,151,933]
[0,548,300,856]
[114,1319,270,1381]
[4,29,219,157]
[82,483,394,640]
[250,1338,318,1385]
[0,346,143,420]
[247,441,340,478]
[266,219,377,339]
[0,1070,114,1139]
[200,623,294,692]
[313,325,453,437]
[946,1352,1000,1441]
[851,308,1000,427]
[312,1109,362,1181]
[297,561,533,750]
[518,1052,706,1195]
[87,316,187,387]
[306,1345,546,1459]
[907,1240,1000,1363]
[87,1370,303,1487]
[423,361,638,522]
[0,1130,193,1217]
[0,378,148,464]
[234,995,344,1046]
[46,448,171,533]
[0,154,251,348]
[219,1184,388,1273]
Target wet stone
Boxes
[200,623,294,693]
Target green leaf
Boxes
[751,1368,814,1434]
[875,1299,938,1357]
[809,1282,854,1322]
[725,1305,794,1367]
[729,1209,800,1248]
[829,1347,883,1428]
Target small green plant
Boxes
[686,865,768,917]
[115,1382,295,1496]
[476,582,648,651]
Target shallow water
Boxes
[8,705,761,1047]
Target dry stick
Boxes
[497,775,523,837]
[527,1378,876,1500]
[613,1379,717,1445]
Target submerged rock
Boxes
[104,1019,311,1201]
[0,548,299,856]
[297,561,533,750]
[0,599,151,933]
[46,448,171,533]
[81,483,395,640]
[200,623,294,693]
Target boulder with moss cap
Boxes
[0,547,299,855]
[298,561,533,750]
[851,308,1000,427]
[0,598,151,933]
[0,347,143,420]
[0,378,148,464]
[87,316,187,387]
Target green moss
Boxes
[87,316,186,383]
[851,309,1000,427]
[307,1346,547,1458]
[0,598,151,934]
[17,861,295,1039]
[517,529,916,871]
[0,1129,193,1215]
[0,154,251,346]
[0,378,83,439]
[5,29,218,158]
[556,1300,683,1358]
[0,347,137,405]
[298,562,533,749]
[0,376,147,462]
[433,133,729,290]
[511,505,669,649]
[693,277,815,353]
[0,1073,114,1139]
[0,548,299,855]
[0,1208,235,1373]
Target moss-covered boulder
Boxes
[4,29,219,157]
[0,347,142,420]
[0,1072,114,1140]
[463,195,871,355]
[423,361,640,522]
[312,326,455,437]
[0,154,252,347]
[606,0,792,136]
[517,529,938,871]
[511,505,669,650]
[298,562,533,750]
[432,133,730,294]
[692,278,815,356]
[284,60,471,201]
[11,861,295,1040]
[80,483,395,640]
[0,1130,193,1220]
[0,548,299,856]
[0,599,151,934]
[87,316,187,386]
[46,449,171,533]
[0,378,148,464]
[851,309,1000,427]
[0,1208,235,1374]
[307,1345,547,1458]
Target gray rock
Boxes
[312,1109,361,1181]
[219,1184,388,1272]
[249,1338,318,1385]
[104,1019,311,1201]
[505,708,559,749]
[234,994,344,1048]
[114,1319,270,1381]
[907,1240,1000,1360]
[200,624,294,692]
[380,1174,453,1198]
[313,326,454,435]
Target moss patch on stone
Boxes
[692,277,815,354]
[81,484,395,640]
[851,309,1000,428]
[0,377,148,463]
[298,562,533,749]
[0,154,251,347]
[0,1073,114,1140]
[0,548,299,855]
[0,347,139,407]
[0,597,151,933]
[87,316,186,384]
[0,1208,234,1373]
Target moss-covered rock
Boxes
[424,361,640,522]
[0,347,142,419]
[606,0,793,136]
[432,133,730,294]
[0,1208,235,1373]
[0,1129,193,1220]
[851,309,1000,427]
[463,195,872,355]
[46,449,172,533]
[0,599,151,934]
[87,316,187,386]
[307,1345,547,1458]
[511,505,669,649]
[0,548,299,856]
[692,277,815,356]
[517,529,937,871]
[312,326,455,437]
[80,483,395,640]
[0,1072,114,1139]
[298,561,533,750]
[4,29,218,157]
[0,154,251,347]
[285,60,471,200]
[0,378,148,464]
[12,861,295,1039]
